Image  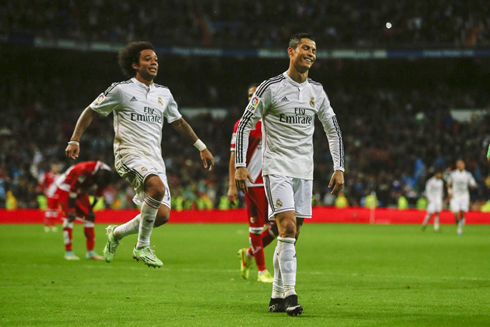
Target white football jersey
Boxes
[425,177,444,202]
[89,78,182,168]
[235,72,344,180]
[447,170,477,198]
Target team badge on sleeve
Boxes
[276,199,283,208]
[96,94,105,105]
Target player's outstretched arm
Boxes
[65,107,97,159]
[171,117,214,171]
[328,170,344,195]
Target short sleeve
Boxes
[89,84,122,116]
[164,92,182,124]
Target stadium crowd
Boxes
[1,45,489,210]
[1,0,489,48]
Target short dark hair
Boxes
[118,41,155,77]
[94,169,112,188]
[289,33,315,49]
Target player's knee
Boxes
[145,175,165,201]
[281,221,297,238]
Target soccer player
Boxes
[235,33,344,316]
[65,41,214,268]
[228,84,278,283]
[421,171,444,232]
[32,162,60,232]
[447,160,477,236]
[48,161,112,260]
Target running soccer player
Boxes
[228,84,278,283]
[421,171,444,232]
[65,41,214,268]
[235,33,344,316]
[447,160,477,236]
[49,161,112,260]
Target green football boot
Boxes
[132,245,163,268]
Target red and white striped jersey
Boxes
[231,120,263,187]
[38,172,58,195]
[54,161,110,197]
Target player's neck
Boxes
[135,74,154,87]
[287,67,308,84]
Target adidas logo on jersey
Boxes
[281,96,289,102]
[130,96,138,102]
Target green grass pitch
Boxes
[1,223,489,326]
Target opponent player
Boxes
[421,171,444,232]
[447,160,477,236]
[49,161,112,260]
[228,84,277,283]
[235,33,344,316]
[65,41,214,268]
[32,162,60,232]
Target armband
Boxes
[193,139,207,151]
[68,141,80,146]
[487,144,490,158]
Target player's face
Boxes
[289,38,316,73]
[435,172,442,179]
[134,49,158,81]
[456,160,465,170]
[247,86,257,102]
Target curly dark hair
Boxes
[117,41,155,77]
[288,33,315,49]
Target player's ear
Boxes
[287,47,295,59]
[131,61,139,70]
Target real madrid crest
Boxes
[141,167,147,172]
[310,97,315,108]
[276,199,283,208]
[158,97,163,106]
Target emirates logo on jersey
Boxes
[310,97,315,108]
[276,199,283,208]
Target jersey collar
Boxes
[131,77,155,91]
[283,71,309,88]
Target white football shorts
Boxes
[450,196,469,213]
[115,155,171,209]
[426,199,442,214]
[264,174,313,220]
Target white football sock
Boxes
[277,237,297,297]
[422,213,431,226]
[136,195,161,249]
[271,241,284,299]
[113,214,141,241]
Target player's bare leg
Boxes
[269,211,303,316]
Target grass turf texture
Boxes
[1,223,489,326]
